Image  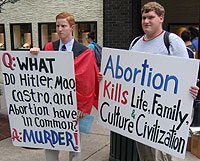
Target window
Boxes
[0,24,5,50]
[74,21,97,46]
[38,23,58,49]
[10,23,32,50]
[38,21,97,49]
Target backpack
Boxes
[92,42,102,70]
[186,47,195,58]
[130,31,193,58]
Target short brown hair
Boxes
[141,2,165,17]
[56,12,75,26]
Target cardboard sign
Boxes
[98,48,199,158]
[1,51,80,152]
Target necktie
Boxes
[61,44,66,51]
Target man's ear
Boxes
[71,24,76,31]
[160,16,164,23]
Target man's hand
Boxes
[77,110,87,120]
[30,47,40,55]
[98,72,103,82]
[190,85,199,99]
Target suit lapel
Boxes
[72,40,82,57]
[52,40,60,51]
[52,39,87,59]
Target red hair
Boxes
[56,12,75,26]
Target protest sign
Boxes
[0,51,80,152]
[98,48,199,158]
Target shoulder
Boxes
[167,32,188,57]
[44,42,54,51]
[73,40,88,57]
[44,40,59,51]
[168,32,185,45]
[129,35,143,50]
[74,40,87,51]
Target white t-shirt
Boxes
[129,31,188,58]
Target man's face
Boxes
[141,11,163,36]
[56,18,74,40]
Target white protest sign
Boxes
[98,48,199,158]
[0,51,80,152]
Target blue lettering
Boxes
[65,131,77,151]
[164,75,178,94]
[141,59,149,86]
[44,130,54,147]
[152,73,164,90]
[35,131,44,144]
[51,130,59,145]
[103,56,179,94]
[58,132,65,145]
[147,68,153,86]
[23,129,36,144]
[124,67,132,82]
[22,129,78,150]
[103,55,114,77]
[115,55,123,79]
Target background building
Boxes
[104,0,200,49]
[0,0,199,51]
[0,0,103,50]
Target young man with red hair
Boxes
[31,11,99,161]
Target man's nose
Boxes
[58,26,62,31]
[143,18,149,23]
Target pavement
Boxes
[0,98,200,161]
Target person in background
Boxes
[176,26,187,37]
[86,32,95,51]
[30,11,99,161]
[181,30,196,58]
[188,26,199,52]
[129,2,199,161]
[86,32,102,71]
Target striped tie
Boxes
[61,44,66,51]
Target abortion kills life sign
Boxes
[0,51,80,152]
[98,48,199,158]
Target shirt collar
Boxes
[59,38,74,51]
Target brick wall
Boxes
[142,0,200,29]
[103,0,142,49]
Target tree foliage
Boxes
[0,0,20,13]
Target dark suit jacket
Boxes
[51,39,88,59]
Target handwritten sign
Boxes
[1,51,80,152]
[98,48,199,158]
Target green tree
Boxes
[0,0,20,13]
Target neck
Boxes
[144,29,163,41]
[61,36,73,44]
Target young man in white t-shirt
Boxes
[129,2,199,161]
